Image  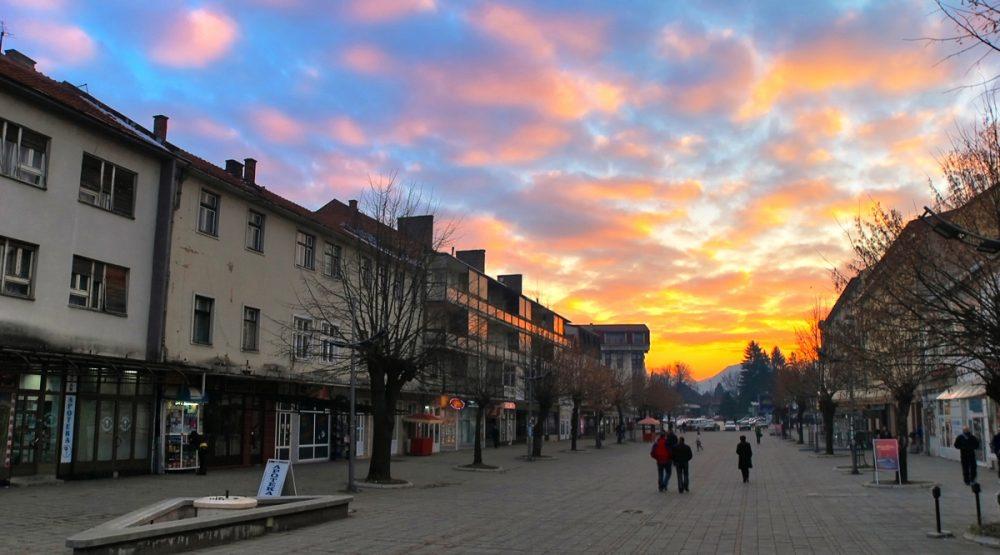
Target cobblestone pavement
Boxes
[1,430,998,553]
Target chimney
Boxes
[225,159,243,179]
[243,158,257,185]
[153,115,168,142]
[4,50,36,71]
[498,274,522,294]
[456,249,486,274]
[348,199,358,211]
[398,215,434,249]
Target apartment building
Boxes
[581,324,650,381]
[0,50,173,480]
[426,249,570,449]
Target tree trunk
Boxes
[473,403,484,466]
[893,393,913,483]
[616,405,625,444]
[796,405,805,444]
[595,411,603,449]
[532,401,552,457]
[366,379,398,483]
[570,398,580,451]
[820,395,837,455]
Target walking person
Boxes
[737,435,753,483]
[189,429,209,476]
[754,426,762,445]
[650,431,673,492]
[673,437,693,493]
[991,430,1000,479]
[695,429,703,451]
[955,426,981,485]
[490,422,500,449]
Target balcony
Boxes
[428,285,569,347]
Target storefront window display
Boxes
[164,401,201,471]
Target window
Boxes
[78,153,136,217]
[0,119,48,187]
[69,256,128,315]
[322,243,341,277]
[293,317,312,360]
[361,256,372,282]
[631,352,644,373]
[320,322,339,362]
[242,306,260,351]
[246,210,265,252]
[605,332,627,345]
[0,237,36,298]
[198,190,220,236]
[295,231,315,270]
[192,295,214,345]
[503,365,516,387]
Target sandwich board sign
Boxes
[258,459,297,497]
[873,439,900,484]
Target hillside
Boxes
[694,363,742,394]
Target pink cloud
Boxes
[328,117,367,146]
[469,4,606,60]
[150,8,238,68]
[340,44,393,75]
[7,0,63,9]
[456,121,571,166]
[252,107,305,143]
[19,21,96,67]
[343,0,436,23]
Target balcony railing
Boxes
[428,284,569,347]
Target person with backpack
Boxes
[673,437,693,493]
[650,431,673,492]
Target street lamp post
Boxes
[348,348,357,493]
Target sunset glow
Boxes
[7,0,992,378]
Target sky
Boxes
[3,0,994,379]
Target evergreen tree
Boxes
[738,341,772,413]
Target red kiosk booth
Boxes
[404,413,443,456]
[637,416,661,442]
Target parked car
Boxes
[724,421,737,431]
[700,419,721,431]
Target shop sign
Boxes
[873,438,900,484]
[448,397,466,411]
[60,394,76,464]
[501,401,516,410]
[258,459,297,497]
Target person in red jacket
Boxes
[650,431,673,492]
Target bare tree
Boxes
[587,363,616,449]
[288,175,453,483]
[529,345,560,457]
[442,325,505,468]
[935,1,1000,88]
[797,302,852,455]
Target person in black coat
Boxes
[737,435,753,483]
[954,427,980,485]
[673,437,694,493]
[188,430,208,476]
[992,431,1000,479]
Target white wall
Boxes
[0,91,160,358]
[162,172,351,379]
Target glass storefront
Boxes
[11,372,61,477]
[164,401,201,471]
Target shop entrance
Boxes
[10,372,60,477]
[72,369,153,478]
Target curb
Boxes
[452,465,505,473]
[964,531,1000,548]
[354,480,414,490]
[861,481,937,489]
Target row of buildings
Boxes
[0,49,649,482]
[822,188,1000,469]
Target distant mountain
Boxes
[694,363,742,394]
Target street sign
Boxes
[257,459,297,497]
[873,439,900,484]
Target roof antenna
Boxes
[0,20,13,52]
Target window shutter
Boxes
[104,265,128,314]
[112,168,136,216]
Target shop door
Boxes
[72,370,153,477]
[10,373,60,477]
[275,410,292,460]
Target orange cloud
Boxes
[456,122,571,166]
[470,4,606,60]
[151,8,238,68]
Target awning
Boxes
[636,417,660,426]
[403,413,443,424]
[833,386,890,404]
[936,384,985,401]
